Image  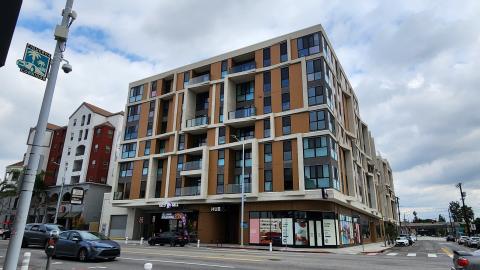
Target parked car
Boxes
[467,237,480,248]
[458,236,470,245]
[395,236,410,246]
[0,228,11,240]
[400,234,413,245]
[23,223,64,248]
[148,231,188,247]
[447,235,456,242]
[47,230,120,262]
[452,249,480,270]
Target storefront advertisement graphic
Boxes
[308,220,316,247]
[295,219,308,246]
[323,219,336,246]
[259,218,271,244]
[281,218,293,245]
[249,219,260,244]
[315,220,323,247]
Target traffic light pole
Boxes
[457,183,471,236]
[3,1,74,269]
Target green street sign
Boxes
[16,43,51,81]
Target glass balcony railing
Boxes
[228,107,256,119]
[230,61,256,74]
[182,160,202,171]
[178,186,201,196]
[225,183,252,194]
[113,192,125,200]
[189,74,210,85]
[186,116,209,128]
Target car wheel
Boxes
[148,240,154,246]
[107,257,116,261]
[78,248,88,262]
[170,240,176,247]
[180,243,185,247]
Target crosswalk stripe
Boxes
[366,253,378,256]
[407,253,416,257]
[386,253,398,256]
[428,254,437,258]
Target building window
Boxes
[70,132,74,141]
[297,32,321,57]
[217,174,224,194]
[263,71,271,93]
[73,119,77,126]
[263,96,272,114]
[236,81,254,102]
[283,141,292,161]
[124,125,138,140]
[218,127,226,144]
[307,86,324,106]
[129,85,143,103]
[121,143,136,159]
[158,140,166,154]
[235,150,252,168]
[177,155,184,171]
[264,143,272,163]
[219,84,224,123]
[183,71,190,87]
[303,136,327,158]
[330,137,338,160]
[163,79,172,93]
[264,119,270,138]
[107,129,113,137]
[263,47,271,67]
[306,59,322,82]
[94,144,98,152]
[139,180,147,199]
[178,135,185,151]
[281,67,289,88]
[142,160,149,176]
[78,130,83,141]
[280,41,288,62]
[91,160,96,166]
[119,162,133,177]
[309,110,326,131]
[144,141,151,155]
[284,168,293,191]
[304,165,330,189]
[67,147,71,155]
[281,93,290,111]
[149,101,155,118]
[81,115,85,126]
[264,170,272,192]
[96,128,101,135]
[105,145,111,153]
[84,129,88,140]
[87,114,91,125]
[282,116,291,135]
[221,60,228,78]
[127,104,141,122]
[146,121,153,136]
[332,165,339,190]
[218,149,225,166]
[150,80,157,97]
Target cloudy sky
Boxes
[0,0,479,220]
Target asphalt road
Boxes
[0,238,476,270]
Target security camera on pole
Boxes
[3,1,76,269]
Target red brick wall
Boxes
[86,125,115,184]
[44,127,67,186]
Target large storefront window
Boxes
[339,214,361,246]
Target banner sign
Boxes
[281,218,293,245]
[323,219,337,246]
[70,187,84,205]
[16,43,51,81]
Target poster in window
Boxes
[249,218,260,244]
[323,219,336,246]
[294,219,308,246]
[259,218,271,244]
[308,220,316,247]
[270,218,282,245]
[315,220,323,247]
[281,218,293,245]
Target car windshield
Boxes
[46,225,64,231]
[78,231,109,241]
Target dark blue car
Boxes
[47,230,120,261]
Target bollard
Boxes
[197,239,200,248]
[125,236,129,245]
[144,262,153,270]
[20,252,31,270]
[269,242,273,252]
[140,237,144,245]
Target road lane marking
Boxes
[119,257,235,268]
[366,253,378,256]
[52,262,63,264]
[386,253,398,256]
[407,253,416,257]
[441,247,454,258]
[122,250,265,262]
[427,253,437,258]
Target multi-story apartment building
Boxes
[106,24,397,247]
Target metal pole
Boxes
[3,1,74,269]
[396,197,401,234]
[457,183,471,236]
[53,165,66,224]
[240,140,245,247]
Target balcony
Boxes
[229,61,256,74]
[189,74,210,85]
[182,160,202,171]
[228,107,256,120]
[113,192,126,200]
[186,116,208,128]
[225,183,252,194]
[177,186,201,196]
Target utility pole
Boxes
[53,163,67,224]
[456,183,471,236]
[3,1,76,269]
[448,207,455,236]
[231,135,245,247]
[396,197,401,234]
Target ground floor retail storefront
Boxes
[120,200,384,248]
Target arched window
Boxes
[76,145,85,156]
[81,115,86,126]
[62,192,71,202]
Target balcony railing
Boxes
[186,116,209,128]
[182,160,202,171]
[230,61,256,74]
[189,74,210,85]
[228,107,256,119]
[177,186,201,196]
[113,192,125,200]
[225,183,252,194]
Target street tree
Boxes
[438,214,446,222]
[449,201,462,222]
[413,211,418,222]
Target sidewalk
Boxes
[117,239,393,255]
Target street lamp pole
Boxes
[3,1,75,269]
[53,163,67,224]
[231,135,245,247]
[396,196,401,234]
